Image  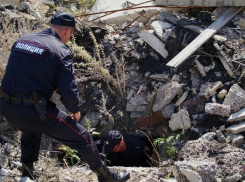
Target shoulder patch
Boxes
[13,41,46,58]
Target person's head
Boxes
[103,130,126,153]
[50,12,78,44]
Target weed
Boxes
[89,31,105,61]
[69,33,126,100]
[58,145,80,165]
[154,132,180,158]
[84,117,100,135]
[67,36,94,64]
[117,110,123,117]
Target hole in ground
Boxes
[55,135,157,167]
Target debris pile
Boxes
[0,0,245,181]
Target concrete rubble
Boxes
[0,0,245,182]
[89,0,161,25]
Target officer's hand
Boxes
[69,111,81,122]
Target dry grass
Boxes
[69,32,126,100]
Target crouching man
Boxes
[0,11,130,182]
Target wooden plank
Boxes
[166,7,243,68]
[138,30,169,58]
[160,11,227,42]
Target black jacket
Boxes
[94,135,154,167]
[1,28,81,113]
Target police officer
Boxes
[102,131,159,167]
[0,12,130,182]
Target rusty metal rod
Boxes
[90,0,154,22]
[74,5,195,18]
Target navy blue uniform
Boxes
[94,135,153,167]
[0,28,103,170]
[113,135,153,167]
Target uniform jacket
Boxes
[94,135,153,167]
[1,28,81,113]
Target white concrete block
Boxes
[226,122,245,134]
[228,107,245,122]
[180,169,203,182]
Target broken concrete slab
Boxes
[205,103,230,117]
[150,21,172,42]
[180,168,203,182]
[226,122,245,134]
[138,30,169,58]
[169,109,191,131]
[152,81,183,112]
[223,84,245,113]
[228,107,245,122]
[155,0,245,7]
[89,0,160,25]
[199,81,223,98]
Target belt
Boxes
[0,90,33,105]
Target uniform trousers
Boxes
[0,98,103,170]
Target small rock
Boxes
[217,89,227,99]
[205,103,230,117]
[169,109,191,131]
[238,18,245,29]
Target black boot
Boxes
[94,165,130,182]
[22,162,35,180]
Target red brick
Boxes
[137,111,165,127]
